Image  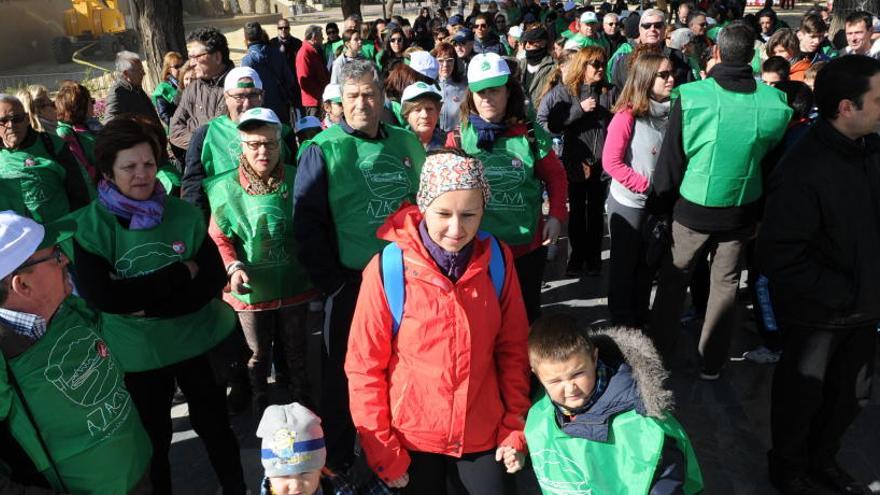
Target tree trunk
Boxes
[829,0,880,37]
[130,0,187,92]
[341,0,362,19]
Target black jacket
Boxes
[102,78,160,125]
[756,118,880,329]
[647,63,770,231]
[536,81,612,182]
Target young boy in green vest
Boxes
[525,314,704,495]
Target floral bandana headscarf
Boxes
[416,152,492,212]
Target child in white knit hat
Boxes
[257,403,327,495]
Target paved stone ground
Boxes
[168,230,880,494]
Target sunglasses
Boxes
[0,114,27,126]
[474,23,489,29]
[655,70,674,80]
[278,26,291,30]
[17,246,63,271]
[641,21,665,30]
[606,21,618,26]
[390,37,404,42]
[588,60,606,68]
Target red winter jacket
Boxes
[345,205,531,483]
[295,41,330,107]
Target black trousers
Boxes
[514,246,547,324]
[320,277,362,470]
[768,324,876,477]
[607,195,654,327]
[125,353,245,494]
[567,175,607,269]
[402,450,506,495]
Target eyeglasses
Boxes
[605,21,618,26]
[188,51,211,61]
[437,57,456,64]
[641,21,665,30]
[226,91,263,102]
[17,246,63,271]
[0,114,27,126]
[242,140,280,151]
[655,70,674,80]
[390,37,404,42]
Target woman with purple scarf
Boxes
[63,118,247,494]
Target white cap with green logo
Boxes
[467,52,510,93]
[401,82,443,103]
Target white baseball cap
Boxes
[508,25,524,40]
[563,39,582,51]
[580,11,599,24]
[322,83,342,103]
[408,51,439,81]
[401,82,443,103]
[467,52,510,92]
[237,107,281,129]
[0,211,45,281]
[295,116,323,133]
[224,66,263,93]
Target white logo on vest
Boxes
[481,151,527,211]
[359,151,413,223]
[115,242,183,278]
[531,449,593,495]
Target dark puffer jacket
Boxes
[757,117,880,329]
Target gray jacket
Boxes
[102,77,160,125]
[438,78,467,132]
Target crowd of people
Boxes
[0,0,878,493]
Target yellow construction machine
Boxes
[52,0,139,63]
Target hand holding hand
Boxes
[495,446,526,474]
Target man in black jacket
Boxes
[757,55,880,495]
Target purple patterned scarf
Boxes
[98,179,166,230]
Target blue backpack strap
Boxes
[478,231,505,298]
[380,242,406,336]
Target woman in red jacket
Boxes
[345,149,531,494]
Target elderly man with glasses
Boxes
[609,9,695,90]
[0,211,152,494]
[181,67,297,214]
[0,94,90,223]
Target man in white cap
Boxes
[572,11,611,53]
[293,58,425,473]
[505,25,524,58]
[407,50,440,81]
[182,68,296,213]
[0,211,152,494]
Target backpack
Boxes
[381,231,506,336]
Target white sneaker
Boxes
[743,346,781,364]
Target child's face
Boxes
[269,470,322,495]
[532,348,600,410]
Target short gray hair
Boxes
[640,9,667,23]
[304,25,322,41]
[338,58,380,89]
[115,51,141,73]
[0,93,22,107]
[604,12,619,22]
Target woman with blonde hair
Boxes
[602,50,674,326]
[537,46,613,277]
[151,51,184,126]
[15,84,56,134]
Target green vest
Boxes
[201,115,295,178]
[678,79,791,207]
[68,197,236,372]
[204,165,313,304]
[525,394,704,495]
[151,80,178,107]
[0,133,70,223]
[310,124,425,270]
[1,297,151,494]
[55,122,98,200]
[156,164,182,194]
[607,42,634,83]
[0,178,30,216]
[460,122,546,245]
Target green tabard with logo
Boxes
[68,196,236,372]
[0,296,151,493]
[201,115,296,178]
[678,79,791,207]
[525,394,704,495]
[204,165,313,304]
[460,123,546,245]
[0,132,70,223]
[310,124,425,270]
